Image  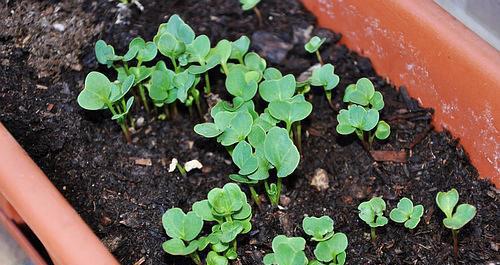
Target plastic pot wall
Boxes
[0,123,119,265]
[301,0,500,187]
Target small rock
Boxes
[184,160,203,172]
[251,31,293,64]
[186,140,194,149]
[310,168,329,191]
[136,117,145,128]
[70,63,82,71]
[490,241,498,252]
[101,235,123,252]
[119,212,141,228]
[36,84,48,90]
[1,59,9,65]
[52,23,66,32]
[134,158,152,166]
[168,158,178,173]
[280,195,291,206]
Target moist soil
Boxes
[0,0,498,264]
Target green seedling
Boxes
[310,63,340,108]
[389,197,424,229]
[358,197,388,241]
[162,208,204,264]
[95,40,122,68]
[163,183,252,265]
[193,39,310,207]
[436,188,476,257]
[230,36,251,64]
[305,36,326,65]
[313,232,348,265]
[265,216,348,265]
[337,78,390,150]
[263,235,308,265]
[240,0,263,26]
[77,71,134,143]
[302,216,334,242]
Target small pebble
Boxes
[136,117,145,128]
[53,23,66,32]
[310,168,329,191]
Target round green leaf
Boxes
[375,120,391,140]
[207,251,229,265]
[162,208,203,241]
[194,123,222,138]
[232,141,259,175]
[264,127,300,178]
[436,189,459,218]
[77,71,112,110]
[443,204,476,230]
[305,36,325,53]
[302,216,334,241]
[162,238,199,255]
[258,74,296,102]
[268,95,313,127]
[230,35,250,61]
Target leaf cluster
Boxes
[358,197,389,228]
[264,216,348,265]
[436,189,476,230]
[162,183,252,265]
[336,78,390,148]
[389,197,424,229]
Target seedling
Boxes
[389,197,424,229]
[302,216,334,242]
[230,36,250,64]
[195,62,309,207]
[263,235,308,265]
[163,183,252,264]
[77,72,135,143]
[240,0,263,27]
[436,189,476,257]
[310,63,340,108]
[305,36,326,65]
[264,216,348,265]
[337,78,390,150]
[358,197,388,241]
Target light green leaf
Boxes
[77,71,112,110]
[264,127,300,178]
[313,233,348,263]
[302,216,334,241]
[162,238,199,255]
[259,74,296,102]
[310,64,340,91]
[268,94,312,128]
[436,189,459,218]
[207,251,229,265]
[232,141,259,175]
[230,35,250,61]
[225,65,258,101]
[240,0,261,10]
[162,208,203,241]
[207,183,245,217]
[375,121,391,140]
[443,204,476,230]
[304,36,325,53]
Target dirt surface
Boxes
[0,0,498,265]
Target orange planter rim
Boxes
[0,123,118,265]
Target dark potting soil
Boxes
[0,0,498,264]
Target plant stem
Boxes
[189,251,202,265]
[204,72,211,94]
[170,102,179,120]
[370,227,377,241]
[325,91,334,109]
[294,122,302,154]
[138,84,150,113]
[452,229,458,258]
[169,57,179,73]
[107,102,131,143]
[163,105,170,120]
[253,6,263,27]
[176,163,187,177]
[249,186,262,207]
[194,94,203,118]
[315,50,324,65]
[276,178,282,204]
[123,62,130,75]
[221,63,229,75]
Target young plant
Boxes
[162,183,252,265]
[194,51,311,206]
[264,216,348,265]
[77,72,135,143]
[358,197,388,241]
[263,235,308,265]
[389,197,424,229]
[305,36,326,65]
[336,78,390,150]
[162,208,204,264]
[436,188,476,257]
[240,0,263,26]
[310,63,340,108]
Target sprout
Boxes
[230,36,251,64]
[310,63,340,108]
[358,197,388,241]
[302,216,334,242]
[77,72,134,143]
[162,208,204,264]
[239,0,263,26]
[263,236,308,265]
[389,197,424,229]
[305,36,326,65]
[163,183,252,264]
[313,233,348,265]
[265,216,348,265]
[436,189,476,257]
[337,78,390,150]
[94,40,122,67]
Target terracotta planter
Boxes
[301,0,500,187]
[0,123,118,265]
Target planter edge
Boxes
[0,123,119,265]
[301,0,500,187]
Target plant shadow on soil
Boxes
[0,0,498,264]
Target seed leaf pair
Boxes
[389,197,424,229]
[436,189,476,230]
[263,236,308,265]
[343,77,384,110]
[305,36,325,53]
[162,208,203,255]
